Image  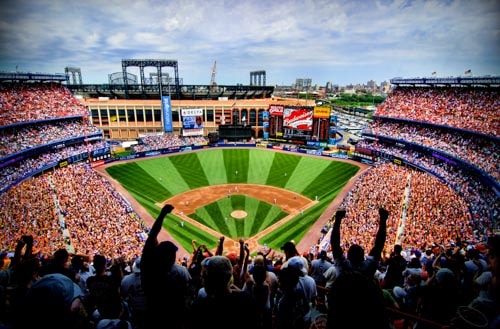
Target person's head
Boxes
[408,257,421,269]
[93,254,107,274]
[53,248,70,268]
[407,273,422,286]
[156,241,178,266]
[252,264,267,284]
[467,247,480,260]
[434,268,458,289]
[201,256,233,295]
[287,256,307,276]
[394,244,402,255]
[20,273,84,329]
[278,266,301,292]
[281,241,298,259]
[319,250,328,260]
[347,244,365,268]
[225,252,238,266]
[252,254,266,267]
[195,116,202,125]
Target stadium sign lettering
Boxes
[268,105,284,116]
[181,108,204,116]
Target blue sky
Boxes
[0,0,498,86]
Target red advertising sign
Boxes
[268,104,284,116]
[283,108,313,130]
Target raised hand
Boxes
[378,207,389,221]
[159,204,175,218]
[335,208,346,221]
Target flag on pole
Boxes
[464,69,471,75]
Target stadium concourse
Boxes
[0,76,499,329]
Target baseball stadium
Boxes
[0,63,499,328]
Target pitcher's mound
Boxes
[231,210,247,219]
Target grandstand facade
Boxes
[82,97,318,141]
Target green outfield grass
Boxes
[105,148,360,252]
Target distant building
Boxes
[295,78,312,91]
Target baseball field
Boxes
[101,148,362,255]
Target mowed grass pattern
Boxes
[106,148,360,252]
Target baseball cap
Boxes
[225,252,238,264]
[201,256,234,291]
[287,256,307,275]
[27,273,82,310]
[158,241,178,255]
[435,268,456,286]
[202,256,233,276]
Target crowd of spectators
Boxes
[0,163,148,259]
[0,82,499,328]
[366,120,499,182]
[336,162,474,254]
[0,140,109,192]
[0,83,89,126]
[356,140,497,237]
[375,87,499,137]
[0,83,108,193]
[0,118,101,157]
[131,134,207,153]
[1,205,497,329]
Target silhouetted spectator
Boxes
[188,255,259,329]
[17,273,86,329]
[141,204,192,329]
[121,256,146,329]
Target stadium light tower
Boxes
[210,61,217,91]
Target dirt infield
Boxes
[159,184,315,254]
[94,149,369,258]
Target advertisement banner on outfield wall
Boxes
[161,96,173,132]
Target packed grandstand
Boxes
[0,74,498,328]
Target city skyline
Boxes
[0,0,498,86]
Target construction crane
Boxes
[210,60,217,91]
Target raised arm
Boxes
[368,207,389,259]
[215,236,225,256]
[330,209,346,260]
[238,238,245,270]
[145,204,174,250]
[240,242,251,286]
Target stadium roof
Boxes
[390,76,500,87]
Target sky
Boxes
[0,0,498,87]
